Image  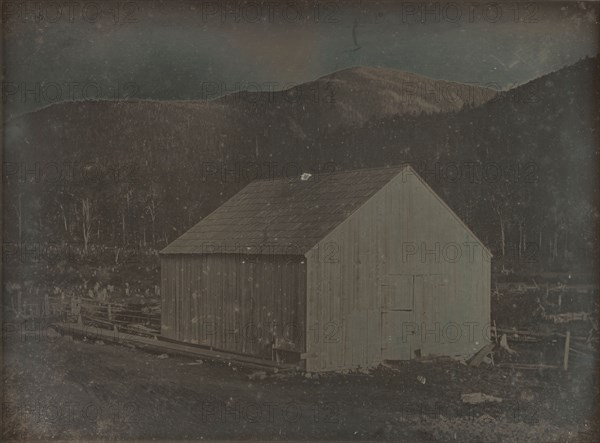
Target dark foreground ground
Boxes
[3,332,598,442]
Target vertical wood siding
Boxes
[161,254,306,359]
[305,170,491,372]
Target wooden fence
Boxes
[47,295,161,337]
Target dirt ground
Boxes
[3,262,598,441]
[2,329,598,442]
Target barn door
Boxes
[381,275,414,361]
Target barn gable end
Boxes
[304,166,491,371]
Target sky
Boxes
[3,0,599,115]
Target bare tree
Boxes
[15,192,23,247]
[490,196,507,259]
[81,198,92,254]
[146,193,158,244]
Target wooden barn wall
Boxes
[161,254,306,359]
[305,171,491,372]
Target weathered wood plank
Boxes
[53,322,298,372]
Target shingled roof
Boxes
[160,165,409,255]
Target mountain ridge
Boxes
[6,65,498,123]
[3,56,598,271]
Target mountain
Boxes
[3,58,598,272]
[5,66,496,163]
[3,66,497,246]
[219,66,498,129]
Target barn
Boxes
[160,165,491,372]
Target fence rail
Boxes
[48,295,161,337]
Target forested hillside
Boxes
[3,57,598,275]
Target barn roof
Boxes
[160,165,410,255]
